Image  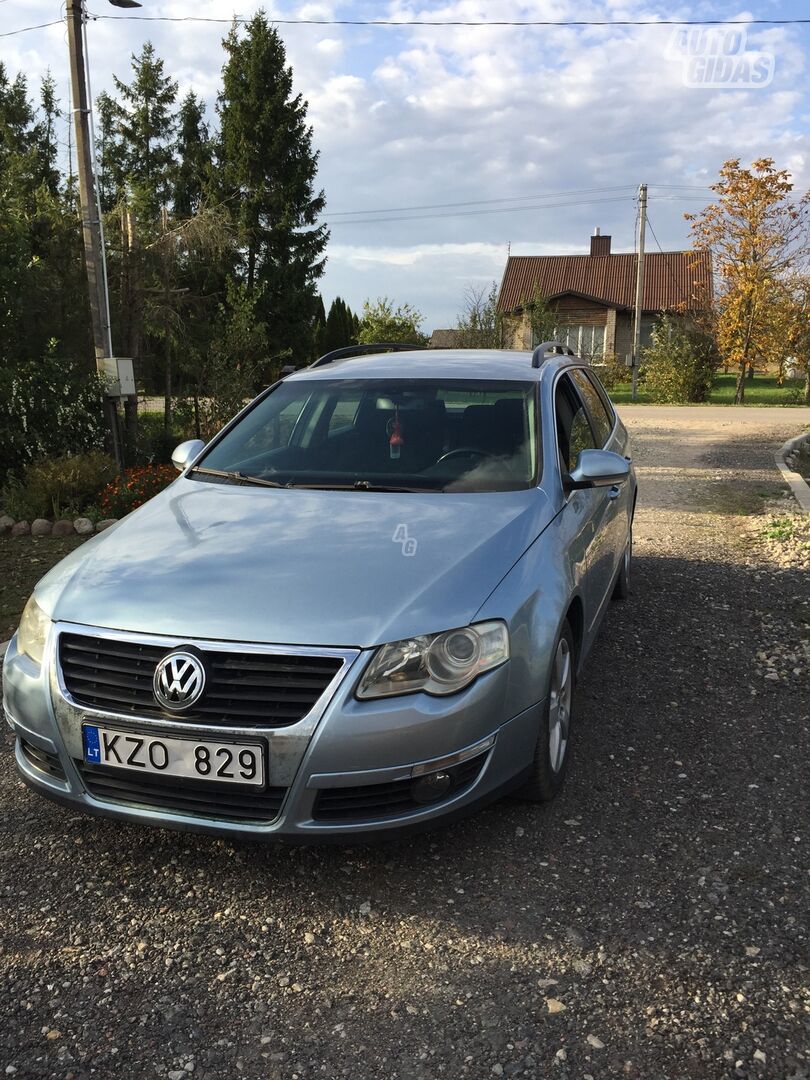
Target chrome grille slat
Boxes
[59,633,343,728]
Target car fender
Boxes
[473,507,584,720]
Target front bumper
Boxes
[2,625,541,840]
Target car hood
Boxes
[37,477,555,648]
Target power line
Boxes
[324,195,635,227]
[0,19,64,37]
[325,192,706,227]
[4,12,808,38]
[89,14,810,26]
[328,185,635,218]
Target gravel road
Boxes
[2,407,808,1080]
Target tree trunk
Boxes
[734,361,746,404]
[164,346,172,436]
[805,368,810,405]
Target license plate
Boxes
[82,725,265,787]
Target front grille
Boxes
[20,739,67,781]
[313,752,488,822]
[76,761,286,823]
[59,633,343,728]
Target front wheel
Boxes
[517,622,575,802]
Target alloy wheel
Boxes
[548,636,572,773]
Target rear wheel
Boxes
[518,622,575,802]
[612,527,632,600]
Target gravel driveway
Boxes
[2,407,808,1080]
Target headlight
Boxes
[17,596,50,665]
[357,621,509,699]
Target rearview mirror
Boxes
[567,449,630,490]
[171,439,205,473]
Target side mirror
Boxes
[567,449,630,490]
[171,439,205,473]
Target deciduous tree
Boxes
[357,298,427,345]
[456,283,502,348]
[686,158,810,404]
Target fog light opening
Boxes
[410,770,453,805]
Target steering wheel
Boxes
[436,447,495,465]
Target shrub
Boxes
[642,317,720,403]
[7,451,117,519]
[591,353,630,391]
[134,410,189,466]
[0,341,108,477]
[99,464,177,518]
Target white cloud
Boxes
[1,0,808,329]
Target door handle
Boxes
[607,486,621,499]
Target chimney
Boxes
[590,229,611,257]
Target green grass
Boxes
[610,373,806,406]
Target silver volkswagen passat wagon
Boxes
[3,343,636,840]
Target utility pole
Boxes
[66,0,126,472]
[631,182,647,402]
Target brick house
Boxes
[497,232,712,357]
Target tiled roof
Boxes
[429,329,464,348]
[498,250,712,313]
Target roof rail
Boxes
[311,342,426,368]
[531,341,575,368]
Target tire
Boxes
[612,527,632,601]
[517,621,575,803]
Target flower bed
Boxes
[99,465,177,518]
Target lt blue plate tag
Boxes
[83,725,101,763]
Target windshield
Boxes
[196,378,538,493]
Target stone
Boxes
[73,517,94,536]
[586,1035,605,1050]
[31,519,53,537]
[10,521,30,537]
[95,519,118,532]
[545,998,566,1014]
[52,520,75,537]
[0,515,14,534]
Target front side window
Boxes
[197,379,539,493]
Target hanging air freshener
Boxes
[389,407,404,460]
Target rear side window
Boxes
[584,369,616,427]
[569,368,613,447]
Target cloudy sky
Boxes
[3,0,809,330]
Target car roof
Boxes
[285,348,579,383]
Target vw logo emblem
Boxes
[153,649,206,712]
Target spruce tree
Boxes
[96,91,127,212]
[112,42,178,220]
[312,293,326,358]
[173,91,212,219]
[324,298,346,352]
[33,73,60,195]
[217,13,328,370]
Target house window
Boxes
[639,317,657,349]
[552,323,605,358]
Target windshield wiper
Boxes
[190,466,286,489]
[283,480,443,493]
